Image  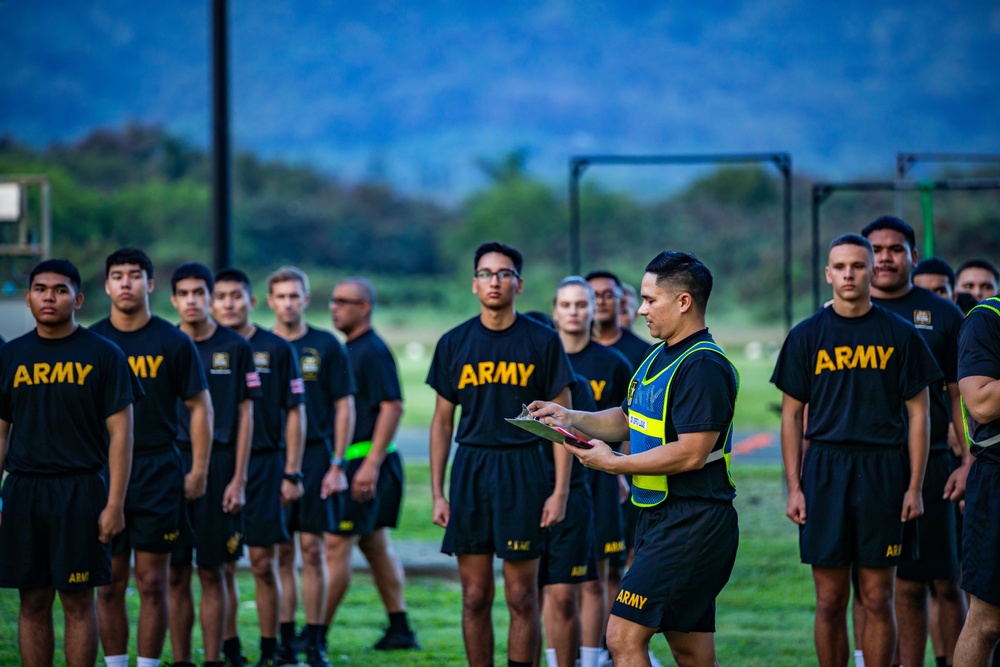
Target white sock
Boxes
[137,658,159,667]
[854,649,866,667]
[104,656,128,667]
[580,646,602,667]
[545,647,559,667]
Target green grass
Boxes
[3,463,947,666]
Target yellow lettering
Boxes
[834,346,854,370]
[67,571,90,584]
[495,361,517,385]
[604,540,625,554]
[570,565,588,577]
[590,379,606,401]
[877,346,894,370]
[50,362,73,384]
[13,365,31,387]
[854,345,877,369]
[145,355,164,378]
[33,363,50,385]
[885,544,901,557]
[339,520,354,531]
[616,589,628,604]
[75,363,93,385]
[458,364,478,390]
[129,355,148,378]
[163,530,180,542]
[517,363,535,387]
[478,361,495,385]
[814,350,835,375]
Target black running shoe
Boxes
[373,628,421,650]
[305,646,331,667]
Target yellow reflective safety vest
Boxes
[962,296,1000,449]
[627,340,740,507]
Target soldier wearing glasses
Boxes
[427,242,576,667]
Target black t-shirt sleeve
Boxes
[427,336,457,403]
[770,326,811,403]
[541,333,575,401]
[103,343,142,419]
[959,309,1000,381]
[175,335,209,401]
[281,343,305,409]
[236,339,262,402]
[325,339,357,401]
[671,354,736,434]
[370,344,402,403]
[898,328,943,400]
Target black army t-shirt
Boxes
[290,327,357,448]
[177,324,260,449]
[345,329,402,445]
[611,328,653,370]
[249,327,304,452]
[0,327,140,474]
[772,304,942,447]
[427,314,575,448]
[873,286,963,451]
[958,302,1000,464]
[92,316,207,453]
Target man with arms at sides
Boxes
[913,258,958,302]
[956,259,1000,304]
[427,242,575,667]
[531,251,740,667]
[267,265,355,667]
[93,248,213,667]
[0,259,140,667]
[212,268,306,667]
[550,277,634,667]
[168,262,259,667]
[772,234,940,667]
[324,277,419,651]
[860,217,969,667]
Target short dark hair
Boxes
[584,270,623,290]
[829,233,874,256]
[214,268,252,294]
[30,259,82,293]
[860,215,916,250]
[644,251,713,312]
[474,242,523,276]
[171,262,214,294]
[913,258,955,288]
[105,247,154,279]
[957,258,1000,283]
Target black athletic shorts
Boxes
[108,447,187,555]
[800,443,908,568]
[613,498,738,633]
[0,472,112,591]
[172,447,245,568]
[897,451,959,582]
[539,482,597,586]
[245,449,290,548]
[285,443,339,535]
[589,469,625,562]
[615,477,641,568]
[335,450,405,536]
[442,444,548,560]
[962,458,1000,605]
[951,451,964,564]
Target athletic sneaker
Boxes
[305,646,331,667]
[274,647,299,666]
[373,627,421,650]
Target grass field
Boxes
[3,463,943,666]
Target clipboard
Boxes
[505,404,594,449]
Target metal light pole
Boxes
[211,0,232,270]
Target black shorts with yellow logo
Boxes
[612,497,737,632]
[334,450,404,536]
[245,449,290,547]
[539,482,597,586]
[962,458,1000,605]
[172,447,245,568]
[285,442,339,535]
[800,443,908,568]
[896,450,958,582]
[109,446,188,555]
[589,469,625,562]
[442,444,548,560]
[0,472,112,591]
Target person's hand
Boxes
[222,480,246,514]
[901,488,924,522]
[184,469,208,501]
[280,479,304,506]
[527,401,573,428]
[567,439,616,473]
[320,466,348,499]
[540,490,568,527]
[98,502,126,543]
[351,459,380,502]
[432,497,450,528]
[944,462,970,502]
[786,487,807,525]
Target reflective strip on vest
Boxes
[627,341,739,507]
[962,297,1000,448]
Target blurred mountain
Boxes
[2,1,999,200]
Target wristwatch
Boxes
[330,456,347,469]
[282,472,305,485]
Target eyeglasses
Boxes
[474,269,520,282]
[593,290,620,301]
[329,297,366,307]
